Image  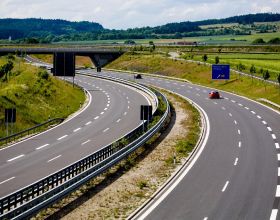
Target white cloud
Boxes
[0,0,279,29]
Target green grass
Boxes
[0,56,85,138]
[184,53,280,80]
[107,53,280,106]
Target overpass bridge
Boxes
[0,47,124,76]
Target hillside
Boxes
[0,56,85,138]
[0,13,279,42]
[0,18,103,40]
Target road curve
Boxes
[100,70,280,220]
[0,74,149,197]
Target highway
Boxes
[0,74,150,197]
[97,70,280,220]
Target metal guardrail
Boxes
[0,118,64,146]
[0,80,169,220]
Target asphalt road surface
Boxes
[99,70,280,220]
[0,74,149,197]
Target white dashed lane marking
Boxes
[222,181,229,192]
[234,120,237,125]
[238,141,242,148]
[0,177,15,185]
[277,154,280,161]
[276,185,280,197]
[251,111,256,114]
[47,155,61,163]
[238,130,241,135]
[85,121,92,125]
[73,128,81,133]
[238,103,243,107]
[262,121,267,125]
[276,143,280,149]
[36,144,49,150]
[267,127,272,132]
[57,135,68,141]
[94,116,99,120]
[81,140,91,146]
[270,209,278,220]
[257,115,262,119]
[116,119,121,123]
[234,158,239,166]
[229,113,232,117]
[100,112,104,115]
[7,154,25,162]
[103,128,109,133]
[272,134,277,140]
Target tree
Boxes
[263,70,270,91]
[237,63,246,78]
[215,56,219,64]
[249,64,256,83]
[202,54,208,63]
[0,60,14,81]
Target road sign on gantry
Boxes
[212,64,230,80]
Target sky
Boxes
[0,0,279,29]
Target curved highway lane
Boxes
[0,74,149,197]
[101,70,280,220]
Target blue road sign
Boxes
[212,64,230,80]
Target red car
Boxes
[209,91,220,99]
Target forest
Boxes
[0,13,279,43]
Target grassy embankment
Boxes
[32,54,93,67]
[182,52,280,80]
[0,56,85,138]
[107,53,280,106]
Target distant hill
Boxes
[0,13,279,42]
[0,18,103,40]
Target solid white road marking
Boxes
[238,141,242,148]
[94,116,99,120]
[270,209,278,220]
[36,144,49,150]
[103,128,110,132]
[276,185,280,197]
[73,128,81,133]
[222,181,229,192]
[0,177,15,185]
[47,155,61,163]
[276,143,280,149]
[267,127,272,132]
[81,140,91,146]
[234,158,239,166]
[57,135,68,141]
[262,121,267,125]
[272,134,277,139]
[7,154,25,162]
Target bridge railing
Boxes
[0,77,170,220]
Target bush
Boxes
[38,70,49,80]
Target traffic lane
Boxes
[104,71,279,219]
[0,77,148,197]
[0,75,142,165]
[141,87,241,219]
[144,80,277,219]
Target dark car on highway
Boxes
[135,74,142,79]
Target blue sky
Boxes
[0,0,279,29]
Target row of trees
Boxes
[0,55,14,82]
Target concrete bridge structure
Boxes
[0,47,124,76]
